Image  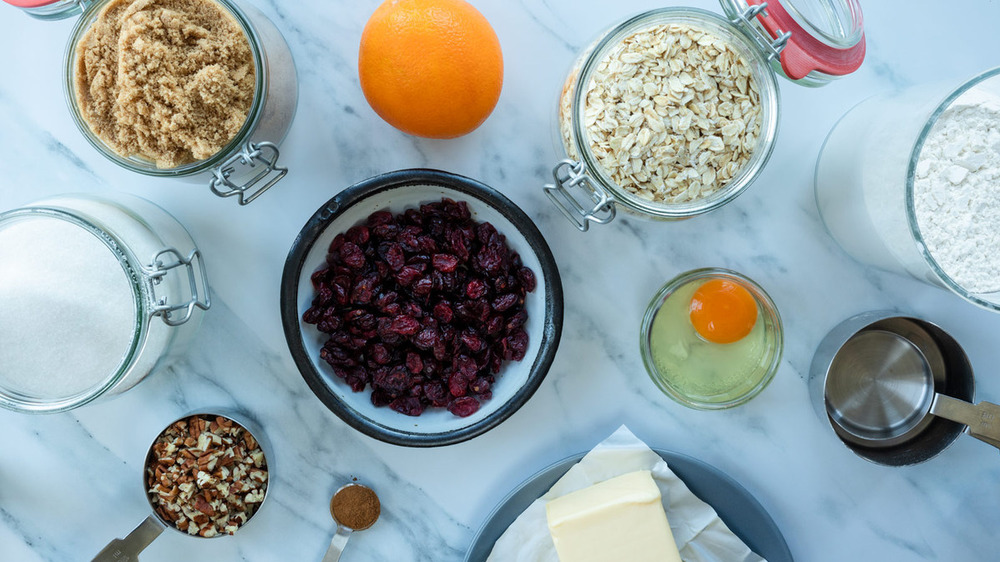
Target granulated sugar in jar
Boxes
[0,217,136,397]
[0,193,210,413]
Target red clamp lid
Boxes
[3,0,62,7]
[746,0,865,80]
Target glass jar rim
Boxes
[639,267,784,409]
[0,204,149,413]
[567,7,781,219]
[62,0,267,177]
[779,0,864,49]
[904,66,1000,313]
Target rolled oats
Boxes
[561,23,762,204]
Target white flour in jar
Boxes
[913,90,1000,293]
[0,217,136,398]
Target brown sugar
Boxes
[74,0,255,169]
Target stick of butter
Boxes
[545,469,682,562]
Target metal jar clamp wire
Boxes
[543,159,616,232]
[209,141,288,206]
[144,248,211,327]
[730,3,790,62]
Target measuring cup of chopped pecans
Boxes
[92,412,271,561]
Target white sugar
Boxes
[0,217,136,399]
[913,90,1000,293]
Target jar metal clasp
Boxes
[144,248,211,327]
[730,3,790,62]
[209,141,288,206]
[543,159,616,232]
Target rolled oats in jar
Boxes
[544,2,865,231]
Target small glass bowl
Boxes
[639,268,782,410]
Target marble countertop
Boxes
[2,0,999,560]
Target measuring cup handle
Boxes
[91,515,165,562]
[321,525,353,562]
[931,395,1000,451]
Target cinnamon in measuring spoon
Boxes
[331,484,381,530]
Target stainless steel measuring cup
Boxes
[809,311,997,465]
[92,410,271,561]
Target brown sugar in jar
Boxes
[74,0,255,169]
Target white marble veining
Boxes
[2,0,999,560]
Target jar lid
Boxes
[3,0,84,20]
[2,0,61,6]
[0,210,141,412]
[721,0,865,84]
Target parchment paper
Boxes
[486,426,766,562]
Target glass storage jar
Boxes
[545,0,865,231]
[3,0,297,205]
[815,67,1000,313]
[0,193,210,413]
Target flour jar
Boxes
[2,0,297,205]
[815,67,1000,312]
[545,0,865,231]
[0,193,210,413]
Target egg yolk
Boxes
[689,279,758,344]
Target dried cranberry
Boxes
[449,374,468,397]
[424,382,449,407]
[470,376,491,394]
[453,355,478,379]
[412,276,434,296]
[345,225,370,245]
[339,242,366,270]
[374,291,398,311]
[460,330,485,352]
[378,366,411,395]
[390,397,424,416]
[504,329,529,361]
[517,267,537,292]
[302,306,322,324]
[390,315,420,336]
[328,233,346,253]
[369,343,391,365]
[492,293,518,312]
[405,352,423,374]
[351,276,377,304]
[448,397,480,417]
[417,236,438,253]
[395,266,422,287]
[433,301,454,323]
[466,278,488,300]
[379,242,406,271]
[505,310,528,332]
[476,249,503,275]
[413,327,438,350]
[432,254,460,272]
[367,210,394,226]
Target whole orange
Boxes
[358,0,504,139]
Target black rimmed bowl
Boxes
[280,169,563,447]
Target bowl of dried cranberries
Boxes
[281,169,563,446]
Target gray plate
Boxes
[464,449,792,562]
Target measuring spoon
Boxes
[322,483,380,562]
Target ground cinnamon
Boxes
[330,484,380,530]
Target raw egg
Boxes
[689,279,758,344]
